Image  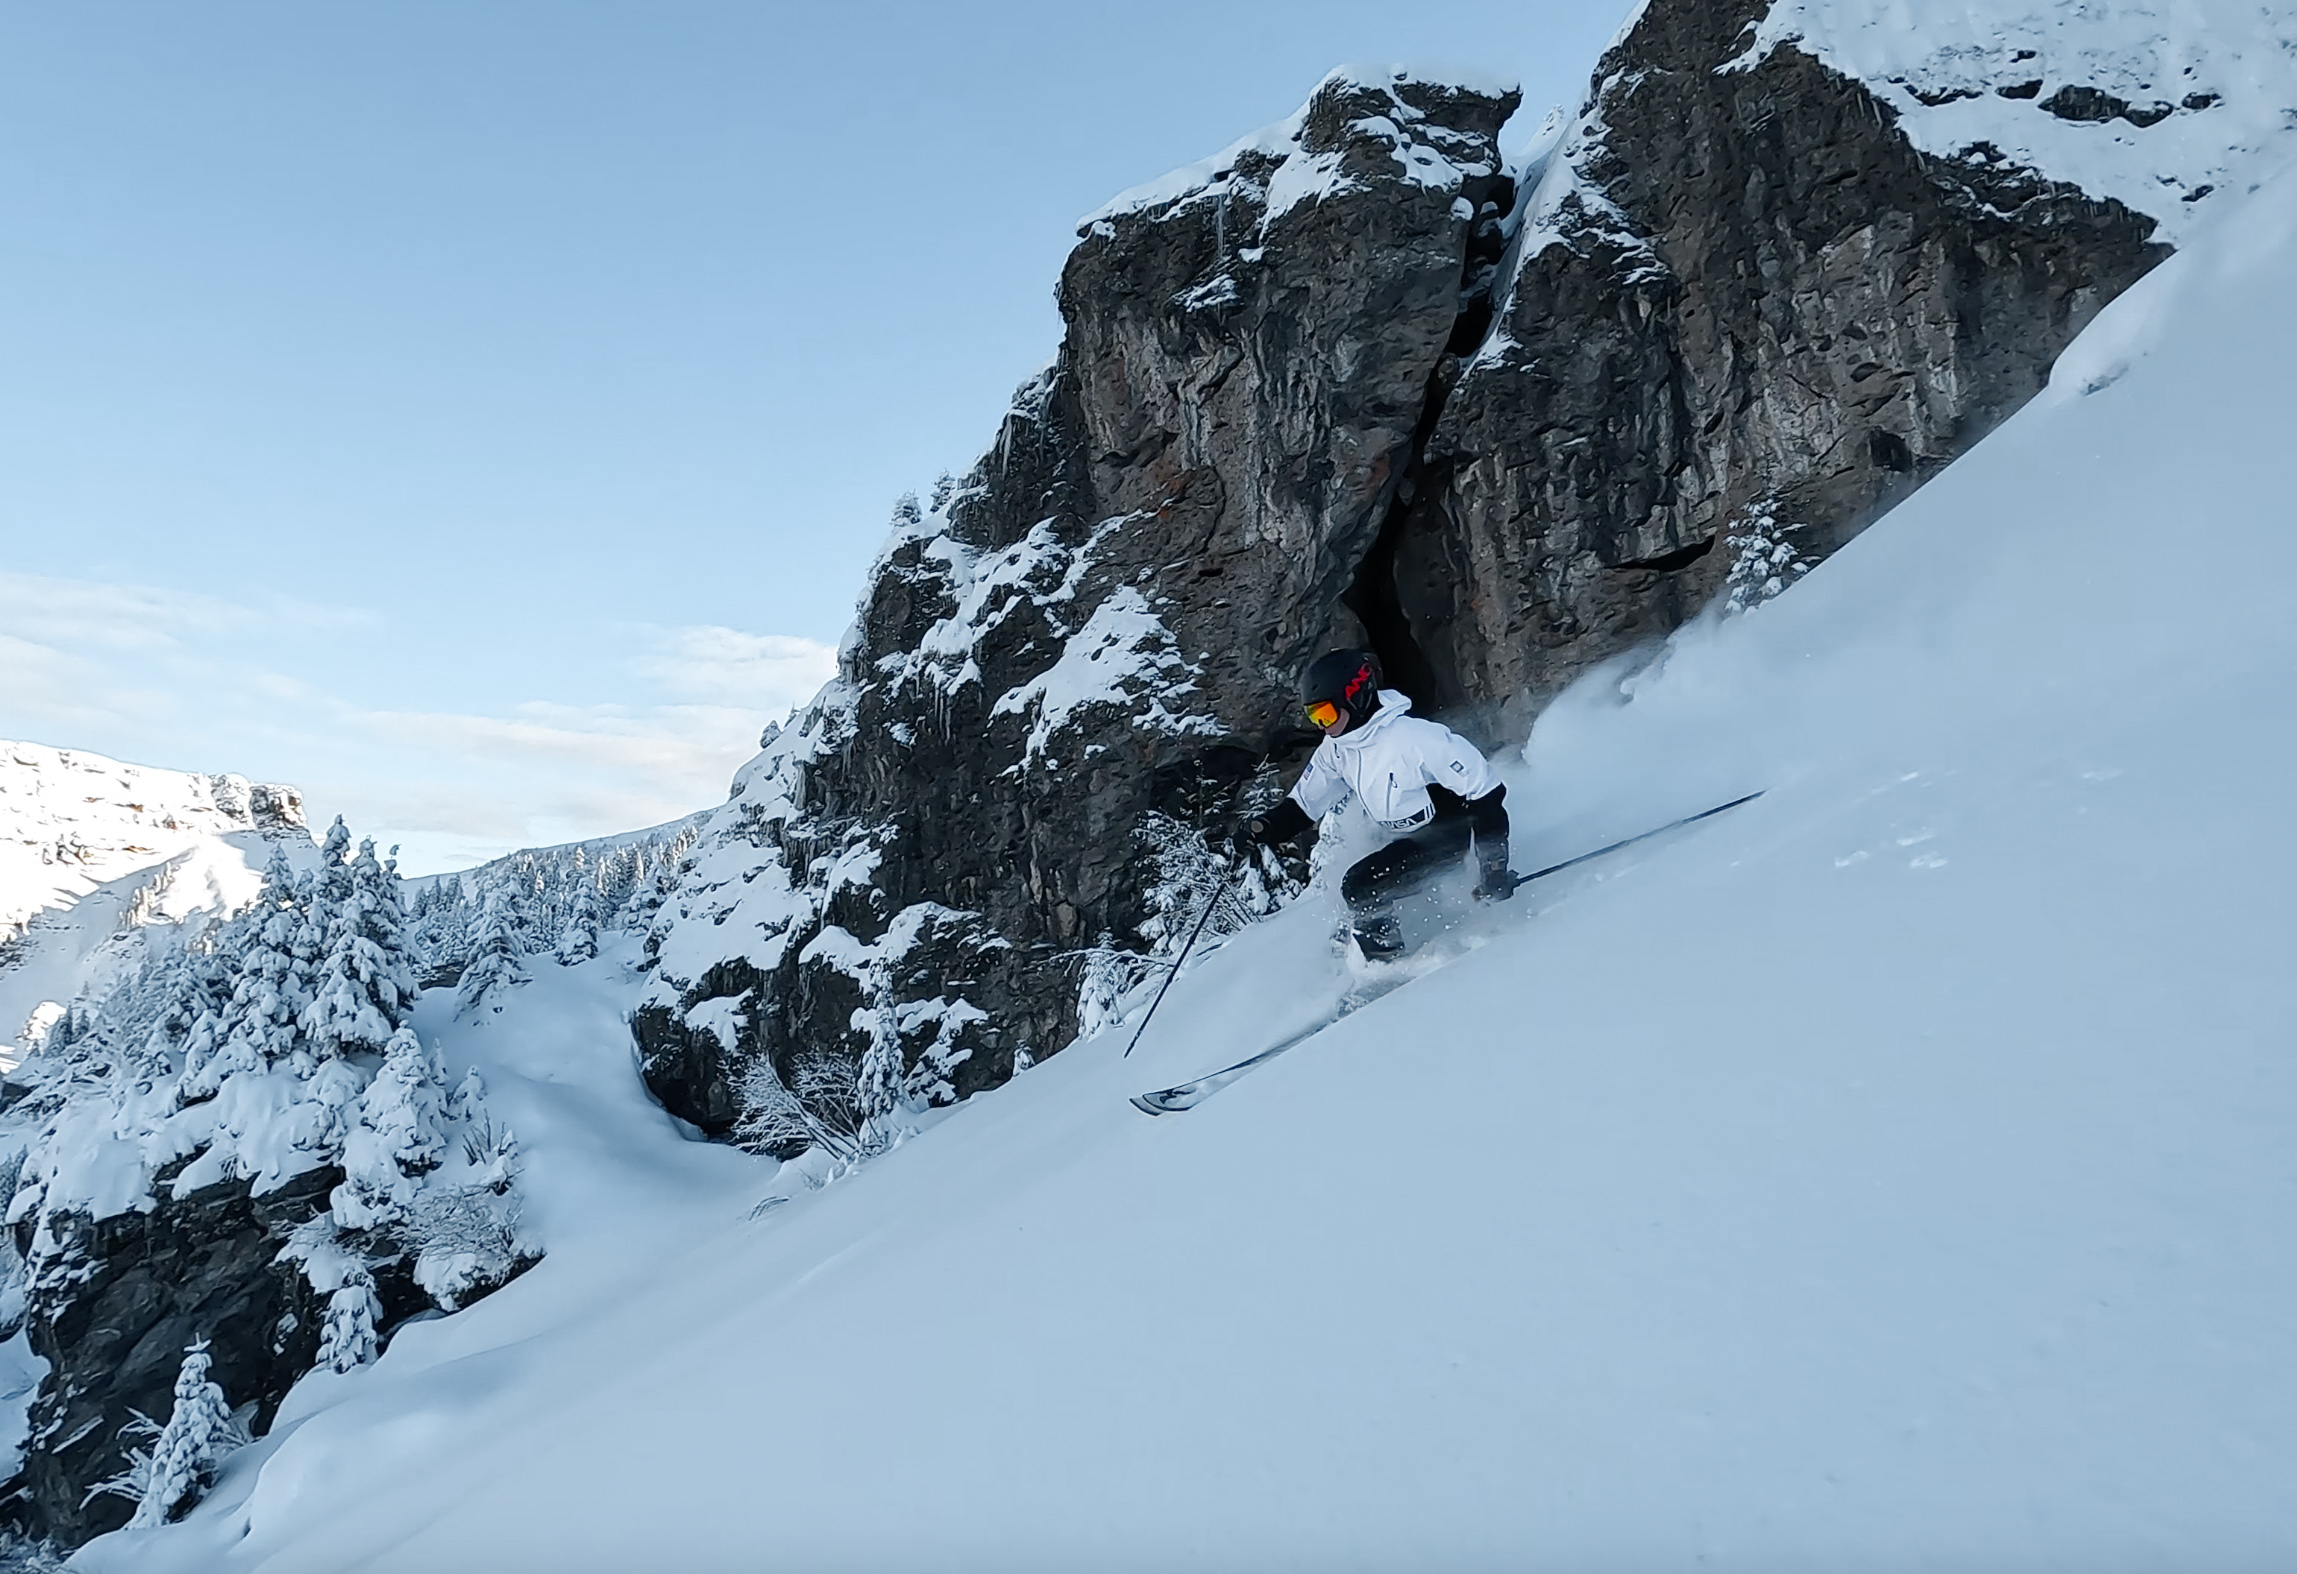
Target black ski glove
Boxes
[1473,843,1514,902]
[1234,799,1312,853]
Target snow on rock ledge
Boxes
[1083,64,1519,230]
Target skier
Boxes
[1237,649,1512,958]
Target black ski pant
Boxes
[1339,811,1474,916]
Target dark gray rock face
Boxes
[638,11,2167,1137]
[8,1154,500,1544]
[11,1170,337,1542]
[1386,0,2168,735]
[635,71,1517,1131]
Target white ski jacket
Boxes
[1289,690,1499,834]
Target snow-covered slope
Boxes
[1737,0,2297,237]
[0,744,308,1059]
[77,146,2297,1569]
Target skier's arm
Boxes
[1429,782,1509,843]
[1464,782,1513,900]
[1241,751,1345,848]
[1464,781,1509,839]
[1417,723,1513,898]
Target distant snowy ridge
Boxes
[0,742,309,1059]
[0,741,303,939]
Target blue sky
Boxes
[0,0,1626,871]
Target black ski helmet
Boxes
[1299,648,1383,729]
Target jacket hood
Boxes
[1327,689,1414,749]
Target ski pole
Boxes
[1123,879,1225,1059]
[1512,790,1763,890]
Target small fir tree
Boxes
[446,1065,487,1124]
[301,838,417,1059]
[854,958,906,1134]
[307,816,355,911]
[555,868,601,965]
[454,894,529,1019]
[183,847,312,1099]
[332,1027,448,1229]
[129,1342,233,1528]
[316,1272,381,1373]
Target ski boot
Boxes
[1349,911,1407,961]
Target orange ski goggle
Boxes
[1303,699,1342,728]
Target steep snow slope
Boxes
[1738,0,2297,236]
[85,154,2297,1574]
[0,744,308,1059]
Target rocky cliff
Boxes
[633,0,2221,1144]
[635,70,1524,1133]
[1394,0,2170,732]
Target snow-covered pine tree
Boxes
[453,893,529,1019]
[168,1004,232,1106]
[447,1064,486,1124]
[182,845,312,1100]
[1074,932,1158,1042]
[283,826,346,1069]
[1724,498,1814,614]
[308,815,353,909]
[332,1025,449,1229]
[128,1341,233,1528]
[137,938,235,1075]
[315,1271,381,1373]
[854,956,906,1140]
[301,838,416,1060]
[555,856,601,965]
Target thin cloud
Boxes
[0,570,832,872]
[0,632,169,727]
[633,624,837,710]
[0,570,369,653]
[357,703,760,789]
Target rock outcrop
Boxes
[0,821,534,1546]
[636,70,1521,1131]
[637,3,2179,1138]
[1390,0,2166,734]
[10,1168,340,1544]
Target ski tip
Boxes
[1130,1093,1172,1117]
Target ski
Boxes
[1129,789,1763,1116]
[1129,973,1411,1116]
